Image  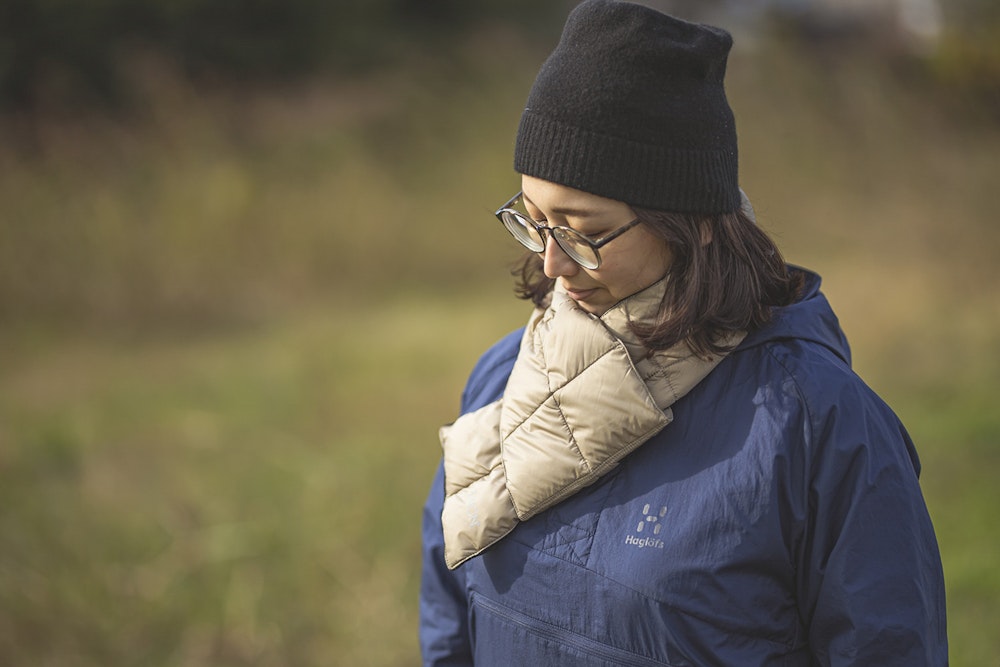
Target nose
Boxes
[542,235,579,279]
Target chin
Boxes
[576,301,608,316]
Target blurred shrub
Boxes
[930,0,1000,115]
[0,0,572,111]
[932,31,1000,113]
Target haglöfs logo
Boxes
[625,503,667,550]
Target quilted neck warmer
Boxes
[439,279,742,569]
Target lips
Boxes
[564,286,598,301]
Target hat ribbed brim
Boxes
[515,110,740,214]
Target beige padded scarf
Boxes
[439,279,743,569]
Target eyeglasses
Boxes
[494,191,641,270]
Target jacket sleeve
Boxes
[796,383,948,665]
[419,462,473,667]
[418,328,523,666]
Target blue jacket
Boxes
[420,270,947,666]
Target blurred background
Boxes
[0,0,997,664]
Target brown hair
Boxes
[512,208,803,357]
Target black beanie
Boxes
[514,0,740,213]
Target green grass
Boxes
[0,292,529,666]
[2,291,995,666]
[1,34,998,665]
[897,384,1000,667]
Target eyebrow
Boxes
[522,193,600,219]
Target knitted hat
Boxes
[514,0,740,213]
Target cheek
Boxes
[630,242,672,280]
[652,245,674,276]
[601,245,671,295]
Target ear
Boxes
[699,219,713,246]
[739,188,756,223]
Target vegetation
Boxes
[0,0,574,111]
[1,13,998,667]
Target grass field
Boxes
[1,31,998,666]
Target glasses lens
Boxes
[553,228,600,269]
[501,211,545,252]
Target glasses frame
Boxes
[494,191,641,270]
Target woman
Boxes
[420,1,947,665]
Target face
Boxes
[521,175,673,316]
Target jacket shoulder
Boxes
[751,336,921,473]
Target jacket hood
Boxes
[739,267,851,367]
